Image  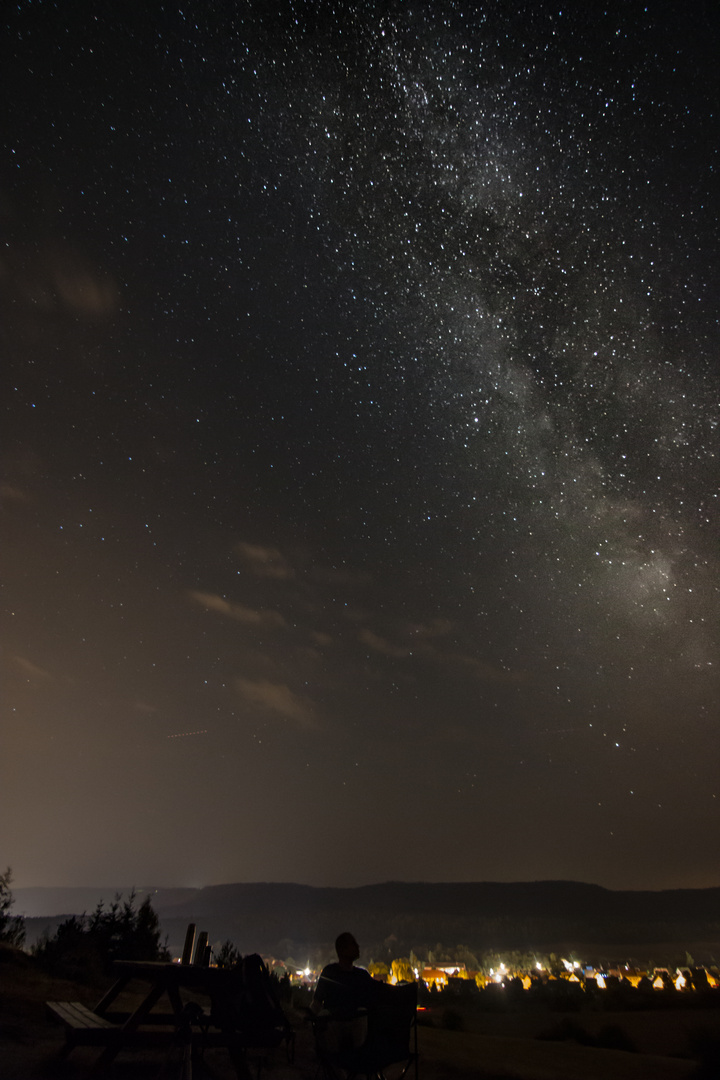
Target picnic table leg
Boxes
[56,1038,73,1060]
[178,1012,193,1080]
[91,980,169,1075]
[89,1032,122,1077]
[167,981,185,1019]
[94,972,132,1015]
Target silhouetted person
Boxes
[312,933,417,1076]
[311,932,379,1017]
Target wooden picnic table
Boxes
[47,960,253,1077]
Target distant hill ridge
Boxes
[16,881,720,957]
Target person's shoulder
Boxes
[319,962,342,977]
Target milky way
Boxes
[2,2,718,890]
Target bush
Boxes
[33,891,169,980]
[215,939,242,969]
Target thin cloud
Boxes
[237,542,294,580]
[236,677,316,729]
[358,629,412,660]
[0,483,28,502]
[53,267,118,315]
[133,700,158,715]
[189,590,287,628]
[12,656,53,681]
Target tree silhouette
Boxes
[0,868,25,948]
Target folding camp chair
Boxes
[312,981,418,1080]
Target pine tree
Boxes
[0,868,25,948]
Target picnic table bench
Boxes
[46,1000,118,1047]
[47,985,194,1077]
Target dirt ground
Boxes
[0,951,715,1080]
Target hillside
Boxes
[17,880,720,961]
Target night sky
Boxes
[3,2,718,893]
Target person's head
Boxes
[335,932,360,965]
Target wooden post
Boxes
[194,931,208,966]
[181,923,196,966]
